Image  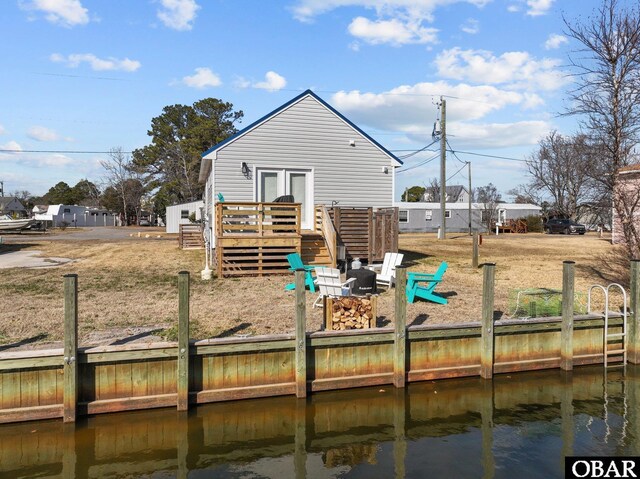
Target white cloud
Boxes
[181,67,222,89]
[332,82,533,133]
[27,126,59,142]
[157,0,200,31]
[460,18,479,34]
[253,71,287,92]
[0,125,5,135]
[20,0,89,27]
[38,154,73,167]
[348,16,438,45]
[445,120,550,148]
[291,0,490,23]
[292,1,490,46]
[0,141,23,153]
[435,47,567,91]
[50,53,141,72]
[544,33,568,50]
[526,0,553,16]
[507,4,520,12]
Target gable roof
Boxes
[199,89,402,182]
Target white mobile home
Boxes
[395,202,542,233]
[198,90,402,247]
[165,201,204,234]
[34,205,118,227]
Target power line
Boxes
[447,162,468,182]
[396,139,439,160]
[445,148,527,163]
[0,149,133,154]
[396,152,440,174]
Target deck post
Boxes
[472,232,479,268]
[629,260,640,363]
[480,263,495,379]
[295,269,307,398]
[394,266,407,388]
[177,271,190,411]
[561,261,575,371]
[63,274,78,423]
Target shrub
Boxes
[525,215,543,232]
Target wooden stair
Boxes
[301,232,331,266]
[179,224,204,249]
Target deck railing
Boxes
[216,202,301,237]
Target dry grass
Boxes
[0,232,627,350]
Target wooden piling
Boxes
[472,232,479,268]
[177,271,190,411]
[394,266,407,388]
[480,263,495,379]
[63,274,78,423]
[561,261,575,371]
[295,269,307,398]
[629,260,640,364]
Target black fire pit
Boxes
[346,268,377,295]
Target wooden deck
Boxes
[214,202,397,277]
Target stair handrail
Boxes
[321,205,337,268]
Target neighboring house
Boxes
[395,202,542,233]
[422,185,470,203]
[199,90,402,247]
[0,196,27,217]
[166,201,204,234]
[34,204,118,227]
[612,164,640,245]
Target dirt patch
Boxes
[0,232,624,351]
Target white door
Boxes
[256,169,313,230]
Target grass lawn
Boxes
[0,231,626,350]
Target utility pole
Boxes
[438,98,446,240]
[468,162,472,235]
[0,180,4,197]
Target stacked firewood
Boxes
[325,296,376,330]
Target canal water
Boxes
[1,365,639,478]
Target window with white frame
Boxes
[399,210,408,223]
[181,210,189,219]
[425,210,433,221]
[445,210,451,218]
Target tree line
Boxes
[13,98,243,224]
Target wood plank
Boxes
[20,369,39,407]
[130,361,149,397]
[195,383,296,403]
[0,404,63,424]
[115,362,133,398]
[83,394,177,415]
[1,371,21,409]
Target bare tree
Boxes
[564,0,640,253]
[525,131,599,221]
[100,147,143,225]
[476,183,502,230]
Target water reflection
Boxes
[1,365,638,478]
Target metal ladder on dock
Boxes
[587,284,628,370]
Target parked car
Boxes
[543,218,586,235]
[138,219,151,226]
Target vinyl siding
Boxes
[212,95,394,207]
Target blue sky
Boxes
[0,0,607,199]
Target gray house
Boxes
[422,185,470,203]
[395,202,542,233]
[199,90,402,246]
[0,197,28,217]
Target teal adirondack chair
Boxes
[284,253,316,292]
[406,262,448,304]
